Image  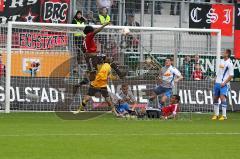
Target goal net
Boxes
[1,22,221,114]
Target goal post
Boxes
[5,22,13,113]
[3,21,221,114]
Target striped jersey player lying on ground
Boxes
[110,83,137,117]
[160,95,180,120]
[110,91,180,119]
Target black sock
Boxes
[80,78,89,85]
[82,100,87,107]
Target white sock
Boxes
[221,101,227,118]
[222,107,227,117]
[213,104,219,116]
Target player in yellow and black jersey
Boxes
[74,56,119,116]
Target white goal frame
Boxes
[4,21,221,113]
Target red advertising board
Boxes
[211,4,233,36]
[0,0,40,24]
[189,3,233,36]
[234,30,240,59]
[0,0,4,12]
[235,4,240,59]
[19,32,68,50]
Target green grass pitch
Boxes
[0,112,239,159]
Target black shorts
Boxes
[85,55,101,71]
[87,85,109,98]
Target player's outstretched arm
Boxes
[94,22,111,35]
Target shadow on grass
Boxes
[49,56,107,120]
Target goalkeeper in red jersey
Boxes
[161,94,180,120]
[80,22,125,84]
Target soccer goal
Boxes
[1,22,221,114]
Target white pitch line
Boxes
[0,132,240,137]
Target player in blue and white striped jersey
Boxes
[212,49,234,121]
[149,57,183,109]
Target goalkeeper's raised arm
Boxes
[93,22,111,35]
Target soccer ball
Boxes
[121,27,130,35]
